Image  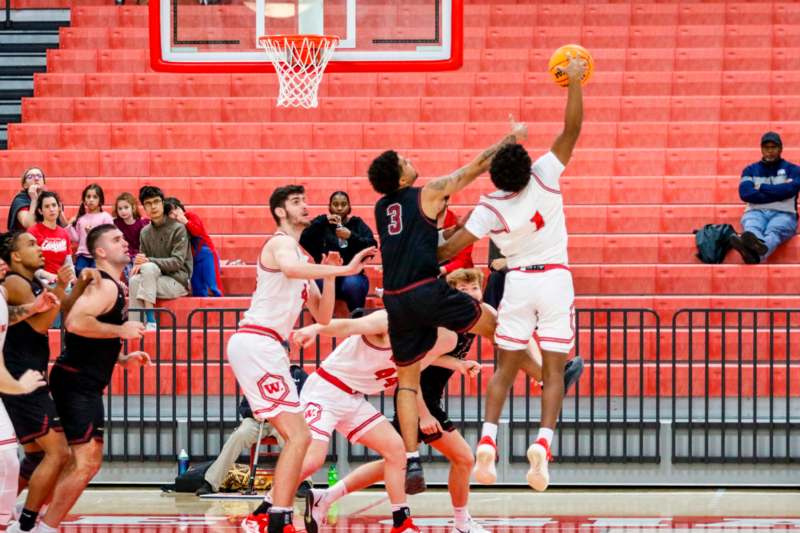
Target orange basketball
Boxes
[548,44,594,87]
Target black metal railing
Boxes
[87,306,799,466]
[509,308,661,464]
[671,309,800,464]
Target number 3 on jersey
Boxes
[386,203,403,235]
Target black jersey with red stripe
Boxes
[375,187,439,292]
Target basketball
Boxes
[548,44,594,87]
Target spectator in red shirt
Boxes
[28,191,72,285]
[438,198,474,275]
[113,192,149,280]
[164,197,223,297]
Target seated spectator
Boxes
[67,183,113,276]
[7,167,54,231]
[129,186,192,329]
[163,197,223,297]
[28,191,72,286]
[438,197,474,275]
[300,191,377,312]
[730,132,800,264]
[113,192,149,281]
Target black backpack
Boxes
[694,224,735,264]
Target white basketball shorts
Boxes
[495,267,576,354]
[227,332,302,421]
[300,370,385,444]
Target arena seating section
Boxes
[2,0,799,398]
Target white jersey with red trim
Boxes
[240,234,309,341]
[320,334,396,396]
[465,151,568,268]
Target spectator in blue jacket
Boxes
[729,132,800,264]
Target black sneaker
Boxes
[741,231,768,257]
[195,480,215,496]
[563,356,584,392]
[295,480,313,499]
[404,457,426,495]
[728,234,760,264]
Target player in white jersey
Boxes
[438,55,587,491]
[0,257,59,526]
[230,185,376,533]
[288,310,473,533]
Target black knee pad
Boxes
[20,451,45,481]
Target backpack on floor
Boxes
[694,223,735,264]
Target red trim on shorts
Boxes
[496,332,530,346]
[253,401,300,417]
[532,171,561,195]
[53,362,79,373]
[392,348,429,367]
[236,324,285,343]
[316,367,358,395]
[346,412,383,441]
[455,298,482,334]
[477,202,510,233]
[309,425,331,439]
[0,437,17,446]
[532,304,575,346]
[382,277,437,296]
[18,414,58,444]
[508,264,570,273]
[361,335,391,351]
[68,423,96,445]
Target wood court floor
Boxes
[23,487,800,532]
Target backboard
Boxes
[149,0,463,73]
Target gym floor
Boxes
[46,488,800,532]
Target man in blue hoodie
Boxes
[729,132,800,264]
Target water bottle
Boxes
[178,448,189,475]
[327,464,339,524]
[336,225,348,249]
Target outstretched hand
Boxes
[345,246,377,275]
[290,324,321,349]
[509,114,528,142]
[556,52,588,83]
[31,291,60,314]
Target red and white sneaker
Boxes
[391,517,421,533]
[241,513,269,533]
[473,435,497,485]
[526,438,552,492]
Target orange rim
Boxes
[258,34,340,49]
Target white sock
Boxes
[406,451,419,459]
[270,506,292,513]
[37,523,58,533]
[480,422,497,442]
[453,506,470,529]
[391,503,408,512]
[537,427,554,446]
[264,492,273,504]
[326,480,348,503]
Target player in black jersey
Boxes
[369,118,527,492]
[0,230,86,533]
[39,224,149,532]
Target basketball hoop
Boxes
[258,34,339,109]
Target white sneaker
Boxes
[304,488,330,533]
[145,322,158,331]
[472,435,497,485]
[525,439,551,492]
[452,518,491,533]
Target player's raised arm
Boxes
[420,118,528,217]
[291,310,388,348]
[268,235,375,280]
[550,54,586,166]
[304,252,342,325]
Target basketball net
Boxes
[258,35,339,109]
